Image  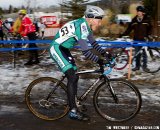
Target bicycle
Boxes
[102,36,160,73]
[25,56,142,122]
[1,22,48,56]
[128,36,160,73]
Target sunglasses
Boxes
[94,16,103,19]
[86,14,103,20]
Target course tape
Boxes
[0,40,160,52]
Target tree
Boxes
[143,0,157,19]
[9,5,13,13]
[60,0,89,20]
[13,8,19,13]
[121,3,129,14]
[0,7,4,15]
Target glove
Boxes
[102,52,112,61]
[97,58,109,66]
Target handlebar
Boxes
[99,54,119,74]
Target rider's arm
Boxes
[87,33,106,55]
[78,39,99,62]
[87,33,112,59]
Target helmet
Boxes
[84,5,105,19]
[136,6,145,12]
[18,9,27,15]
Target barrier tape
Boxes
[0,40,160,52]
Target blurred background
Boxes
[0,0,160,39]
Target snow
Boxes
[0,50,160,106]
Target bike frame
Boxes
[46,66,117,104]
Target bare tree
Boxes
[25,0,37,13]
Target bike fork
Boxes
[103,76,118,103]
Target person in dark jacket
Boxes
[122,5,152,71]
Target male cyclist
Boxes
[50,5,112,121]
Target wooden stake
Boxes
[128,47,133,79]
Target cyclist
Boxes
[49,5,112,121]
[121,5,152,71]
[18,9,40,65]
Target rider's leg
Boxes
[50,45,89,121]
[65,68,79,109]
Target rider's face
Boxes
[90,18,102,31]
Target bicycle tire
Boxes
[114,49,129,70]
[144,48,160,73]
[93,78,142,122]
[25,77,69,121]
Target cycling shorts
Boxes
[50,43,77,73]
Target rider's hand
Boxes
[97,58,109,66]
[102,52,113,61]
[109,59,116,68]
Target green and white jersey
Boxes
[51,17,92,48]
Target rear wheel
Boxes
[25,77,69,121]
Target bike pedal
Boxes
[78,105,87,112]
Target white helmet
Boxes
[84,5,105,19]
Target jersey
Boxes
[51,17,92,48]
[19,16,36,36]
[50,17,106,73]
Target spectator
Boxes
[34,20,40,34]
[12,17,22,35]
[0,17,4,41]
[39,21,46,39]
[18,9,40,65]
[121,5,152,71]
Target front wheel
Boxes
[25,77,69,121]
[93,78,142,122]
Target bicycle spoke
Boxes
[94,79,141,122]
[25,77,69,120]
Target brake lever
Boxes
[99,64,104,73]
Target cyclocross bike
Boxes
[25,57,142,122]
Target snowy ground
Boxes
[0,51,160,101]
[0,50,160,130]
